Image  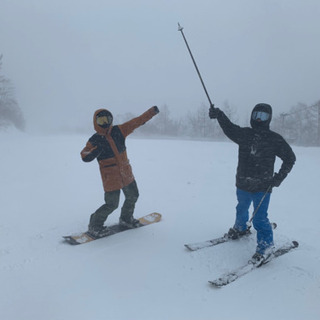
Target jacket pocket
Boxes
[103,164,116,168]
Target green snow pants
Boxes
[88,180,139,229]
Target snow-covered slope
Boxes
[1,132,319,320]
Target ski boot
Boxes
[119,216,140,229]
[227,227,251,240]
[249,247,275,266]
[87,225,111,238]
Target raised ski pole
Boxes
[178,23,214,108]
[246,185,272,228]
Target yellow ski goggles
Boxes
[96,115,112,126]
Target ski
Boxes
[185,234,230,251]
[185,222,277,251]
[208,240,299,287]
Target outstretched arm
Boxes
[119,106,159,137]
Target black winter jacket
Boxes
[217,111,296,192]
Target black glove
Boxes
[209,107,221,119]
[272,173,283,187]
[153,106,160,114]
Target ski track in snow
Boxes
[1,132,320,320]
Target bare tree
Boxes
[0,55,25,130]
[186,103,220,139]
[272,101,320,146]
[222,100,239,123]
[142,104,180,136]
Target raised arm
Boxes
[119,106,159,137]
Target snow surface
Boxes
[1,131,320,320]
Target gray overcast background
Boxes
[1,0,319,132]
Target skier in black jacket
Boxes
[209,103,296,263]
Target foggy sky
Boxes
[1,0,319,132]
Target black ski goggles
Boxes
[252,111,270,121]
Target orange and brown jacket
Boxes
[81,107,158,192]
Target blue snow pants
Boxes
[234,188,274,254]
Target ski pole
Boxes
[246,185,272,229]
[178,23,214,108]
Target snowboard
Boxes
[63,212,162,245]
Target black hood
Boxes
[250,103,272,130]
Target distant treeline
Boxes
[1,54,319,146]
[117,101,320,147]
[0,55,25,131]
